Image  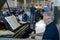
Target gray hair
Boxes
[43,12,54,20]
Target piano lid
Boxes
[0,0,6,10]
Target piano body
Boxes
[0,0,34,38]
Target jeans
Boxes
[30,14,35,22]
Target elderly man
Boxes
[42,12,59,40]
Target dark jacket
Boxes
[42,22,59,40]
[30,7,36,14]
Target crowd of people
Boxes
[1,3,52,24]
[1,2,59,40]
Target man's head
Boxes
[31,4,34,7]
[43,12,54,25]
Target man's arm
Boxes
[36,32,44,36]
[29,32,44,38]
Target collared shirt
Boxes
[44,7,51,12]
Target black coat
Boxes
[42,22,59,40]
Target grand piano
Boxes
[0,0,34,39]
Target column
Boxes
[44,0,45,6]
[15,0,17,7]
[54,0,60,6]
[24,0,27,9]
[31,0,34,4]
[54,0,60,40]
[37,0,39,6]
[54,0,60,23]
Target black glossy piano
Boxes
[0,0,34,39]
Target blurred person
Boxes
[12,8,17,16]
[30,4,36,23]
[51,2,54,11]
[24,9,31,17]
[48,1,53,11]
[29,19,46,39]
[2,9,11,16]
[44,4,51,12]
[16,6,20,15]
[2,8,6,14]
[30,4,36,15]
[18,9,27,24]
[6,10,12,16]
[22,12,28,22]
[24,9,31,23]
[29,4,37,31]
[16,6,24,15]
[35,9,43,22]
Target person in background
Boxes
[35,8,43,22]
[16,6,24,15]
[51,2,54,11]
[44,4,51,12]
[30,4,36,23]
[24,9,31,23]
[2,8,7,16]
[12,8,17,16]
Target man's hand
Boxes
[30,33,36,37]
[29,32,36,38]
[29,31,44,38]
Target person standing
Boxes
[30,4,37,30]
[30,4,36,23]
